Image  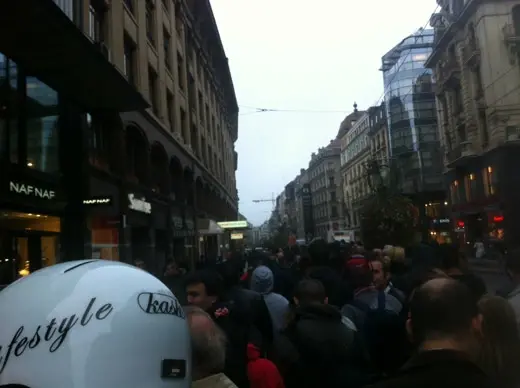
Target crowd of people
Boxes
[1,240,520,388]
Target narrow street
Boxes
[468,258,511,295]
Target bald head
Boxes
[409,277,479,345]
[183,306,227,380]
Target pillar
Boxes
[59,101,91,260]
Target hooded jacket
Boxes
[273,303,368,388]
[251,266,290,335]
[247,343,285,388]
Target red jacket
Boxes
[247,343,285,388]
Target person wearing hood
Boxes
[250,265,290,335]
[272,279,370,388]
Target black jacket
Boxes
[368,349,492,388]
[207,301,250,388]
[223,285,274,349]
[273,303,371,388]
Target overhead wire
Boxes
[238,4,440,117]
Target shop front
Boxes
[171,212,186,262]
[198,218,224,261]
[428,217,452,244]
[151,198,170,275]
[0,168,64,286]
[85,176,121,261]
[125,191,153,268]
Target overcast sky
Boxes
[211,0,438,226]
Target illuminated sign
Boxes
[217,220,248,229]
[231,233,244,240]
[128,194,151,214]
[10,181,55,200]
[83,197,112,205]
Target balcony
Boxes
[446,141,478,168]
[462,41,480,68]
[502,23,520,65]
[437,58,461,88]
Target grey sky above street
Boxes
[211,0,438,225]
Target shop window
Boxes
[450,180,461,204]
[483,166,496,196]
[26,77,59,173]
[91,217,120,261]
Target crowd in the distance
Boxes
[171,240,520,388]
[1,240,520,388]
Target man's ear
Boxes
[406,318,413,343]
[472,313,484,335]
[293,297,300,306]
[324,296,329,305]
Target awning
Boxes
[0,1,148,112]
[198,219,224,236]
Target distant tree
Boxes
[360,158,419,249]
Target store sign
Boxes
[128,194,151,214]
[432,218,450,224]
[231,233,244,240]
[83,197,113,205]
[9,181,55,200]
[217,220,248,229]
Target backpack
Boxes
[349,291,408,375]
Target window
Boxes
[177,52,184,90]
[88,4,106,43]
[124,0,134,14]
[0,54,19,164]
[145,0,155,47]
[166,90,174,130]
[198,91,203,121]
[329,176,335,186]
[148,66,158,115]
[483,166,496,197]
[330,191,336,201]
[26,77,59,173]
[87,113,107,167]
[164,29,172,71]
[331,206,338,218]
[450,180,460,204]
[123,35,137,85]
[180,108,186,143]
[464,173,476,202]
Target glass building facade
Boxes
[382,28,443,193]
[0,53,60,173]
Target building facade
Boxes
[340,110,371,238]
[0,0,238,286]
[382,28,448,240]
[293,169,314,240]
[368,103,390,166]
[426,0,520,249]
[308,139,344,238]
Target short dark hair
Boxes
[185,269,223,297]
[409,278,478,344]
[294,279,326,304]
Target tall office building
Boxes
[381,28,449,240]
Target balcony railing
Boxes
[437,58,461,87]
[462,41,480,68]
[53,0,74,20]
[446,141,477,167]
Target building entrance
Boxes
[0,211,60,287]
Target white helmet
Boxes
[0,260,191,388]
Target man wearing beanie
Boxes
[251,266,290,335]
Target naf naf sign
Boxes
[9,180,56,200]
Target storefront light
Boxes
[27,162,33,167]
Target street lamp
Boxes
[367,160,390,191]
